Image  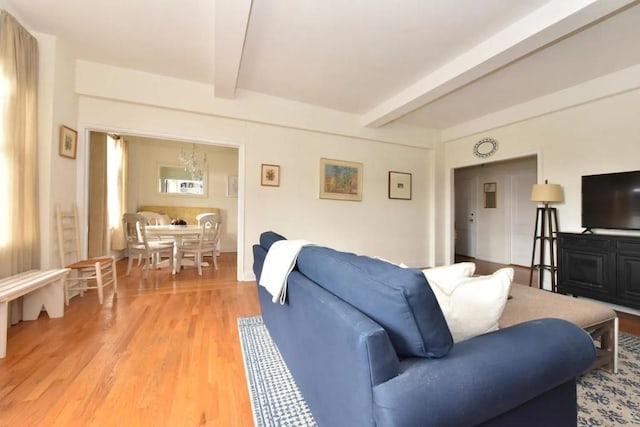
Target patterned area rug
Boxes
[238,316,640,427]
[578,333,640,426]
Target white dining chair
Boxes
[175,214,220,274]
[196,212,221,267]
[122,213,175,278]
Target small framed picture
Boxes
[484,182,496,192]
[227,175,239,197]
[388,171,412,200]
[484,182,497,208]
[59,125,77,159]
[261,164,280,187]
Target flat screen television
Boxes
[582,170,640,231]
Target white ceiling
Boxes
[3,0,640,132]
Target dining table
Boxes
[145,224,209,273]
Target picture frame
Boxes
[261,164,280,187]
[319,158,363,201]
[484,182,497,208]
[227,175,239,197]
[388,171,412,200]
[59,125,77,159]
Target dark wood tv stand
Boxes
[558,232,640,310]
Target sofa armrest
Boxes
[373,318,595,427]
[258,271,400,427]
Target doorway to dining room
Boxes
[84,130,241,276]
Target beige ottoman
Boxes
[499,283,618,373]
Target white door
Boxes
[509,172,537,266]
[455,175,477,258]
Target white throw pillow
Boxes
[158,214,172,225]
[423,262,476,295]
[423,266,513,343]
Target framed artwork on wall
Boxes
[484,182,497,208]
[319,158,363,201]
[388,171,412,200]
[59,125,77,159]
[227,175,239,197]
[261,164,280,187]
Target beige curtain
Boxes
[0,10,39,276]
[110,136,128,250]
[88,132,108,257]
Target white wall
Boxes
[126,136,239,251]
[77,94,436,280]
[243,121,432,268]
[443,88,640,263]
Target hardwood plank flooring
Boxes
[0,253,260,427]
[456,254,640,335]
[3,253,639,426]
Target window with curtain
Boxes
[0,10,40,277]
[87,132,128,257]
[108,134,127,251]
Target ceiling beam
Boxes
[361,0,636,128]
[214,0,253,98]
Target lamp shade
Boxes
[531,183,563,203]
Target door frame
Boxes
[446,149,542,265]
[453,172,478,258]
[75,123,246,281]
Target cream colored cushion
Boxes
[424,266,513,343]
[423,262,476,295]
[157,214,172,225]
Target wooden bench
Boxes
[0,269,70,358]
[500,283,618,373]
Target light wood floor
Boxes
[0,253,260,427]
[3,254,639,427]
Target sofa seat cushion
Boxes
[297,246,453,358]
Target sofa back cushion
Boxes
[260,231,287,251]
[296,246,453,358]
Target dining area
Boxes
[121,210,221,278]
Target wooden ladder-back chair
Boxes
[176,213,220,274]
[122,213,175,278]
[55,204,118,305]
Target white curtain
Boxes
[0,10,40,273]
[0,10,39,323]
[87,132,128,255]
[109,135,128,251]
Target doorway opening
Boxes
[82,129,243,279]
[453,155,537,267]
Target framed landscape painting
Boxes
[319,158,363,201]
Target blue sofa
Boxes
[253,231,596,427]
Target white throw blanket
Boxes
[259,240,315,304]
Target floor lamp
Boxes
[529,180,564,292]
